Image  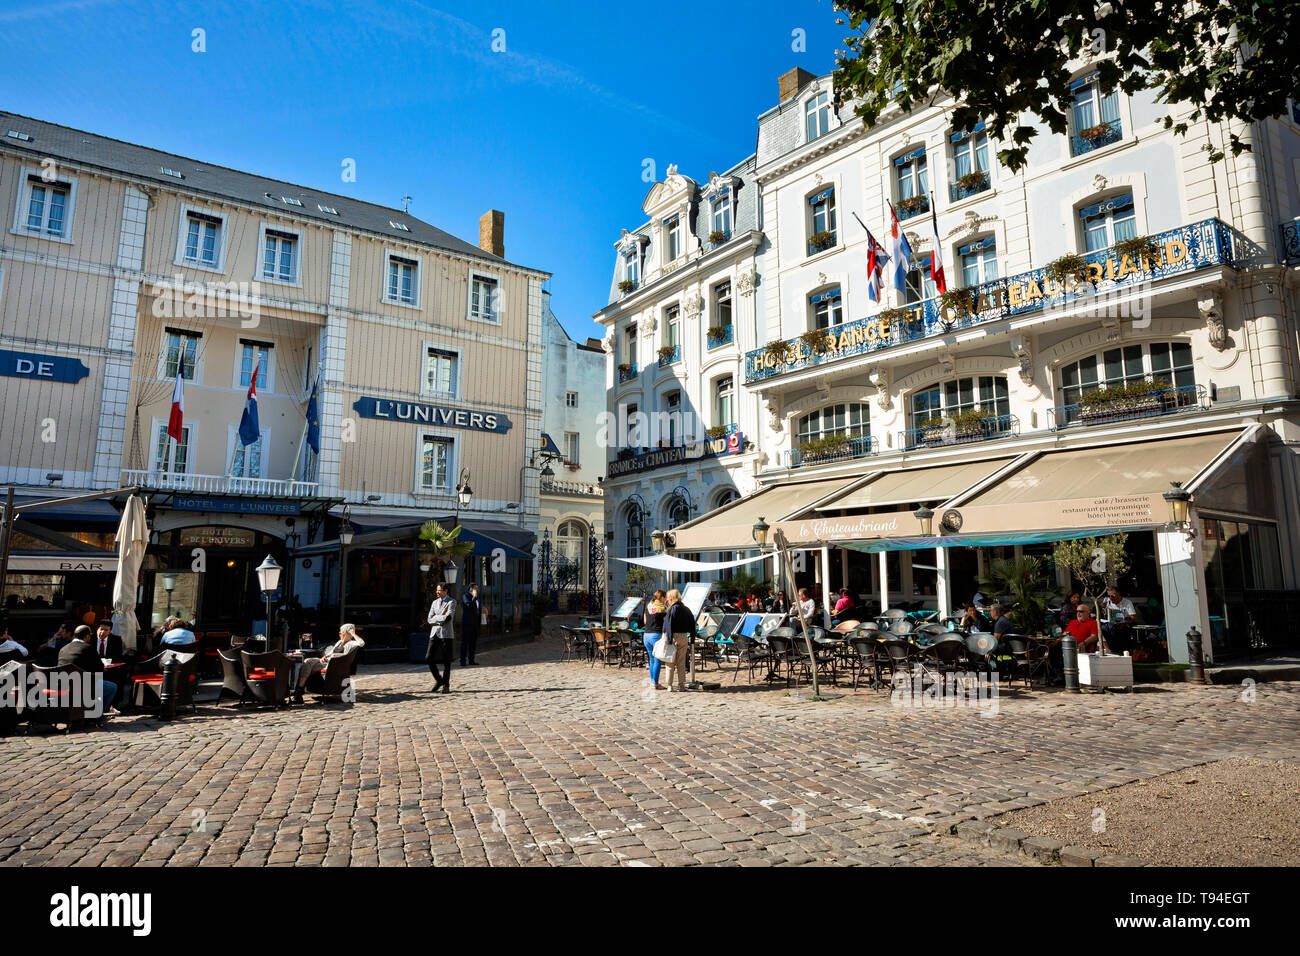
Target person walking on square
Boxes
[460,583,482,666]
[643,589,667,690]
[662,588,697,692]
[427,583,456,693]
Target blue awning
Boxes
[14,496,122,524]
[457,527,532,561]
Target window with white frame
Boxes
[905,263,936,303]
[1079,193,1137,253]
[183,211,223,267]
[565,391,578,408]
[805,91,831,141]
[1070,71,1121,148]
[623,325,637,366]
[1059,342,1194,407]
[419,435,454,492]
[710,192,732,239]
[959,236,998,286]
[470,273,499,322]
[564,431,580,465]
[154,422,191,473]
[909,376,1009,429]
[895,148,928,203]
[664,216,682,261]
[713,280,732,330]
[951,125,990,180]
[624,249,639,287]
[425,347,458,395]
[807,187,836,251]
[797,403,869,445]
[230,431,265,478]
[238,341,271,390]
[715,375,734,427]
[22,174,72,238]
[261,229,298,282]
[663,390,681,446]
[386,254,419,305]
[665,304,680,350]
[810,287,843,329]
[163,329,200,380]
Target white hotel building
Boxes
[606,67,1300,663]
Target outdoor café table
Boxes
[103,660,128,708]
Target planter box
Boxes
[1080,398,1161,423]
[1079,652,1133,690]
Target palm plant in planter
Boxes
[617,279,636,293]
[1045,252,1091,287]
[798,434,852,463]
[417,521,473,604]
[808,230,836,252]
[1079,378,1168,423]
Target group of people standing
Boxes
[640,589,697,692]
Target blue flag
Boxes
[305,374,320,454]
[238,364,260,446]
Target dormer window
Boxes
[711,192,732,240]
[664,215,682,261]
[805,91,831,141]
[624,249,639,287]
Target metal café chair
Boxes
[763,627,799,686]
[847,633,885,691]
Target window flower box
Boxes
[617,280,636,294]
[896,195,929,220]
[708,230,728,245]
[807,231,836,254]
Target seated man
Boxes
[1100,587,1138,654]
[1064,604,1100,653]
[57,624,116,717]
[989,604,1016,640]
[293,623,364,702]
[92,620,124,663]
[159,617,196,646]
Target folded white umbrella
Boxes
[111,494,148,651]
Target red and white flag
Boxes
[928,199,947,295]
[167,368,184,441]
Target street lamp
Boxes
[752,517,770,550]
[1163,481,1193,533]
[913,505,935,537]
[457,476,474,510]
[650,528,665,554]
[339,507,354,628]
[443,559,460,586]
[162,572,177,616]
[255,554,282,647]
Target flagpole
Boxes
[289,418,309,485]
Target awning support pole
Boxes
[820,546,832,628]
[878,550,889,612]
[936,546,952,620]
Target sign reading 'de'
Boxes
[352,397,512,433]
[0,349,90,384]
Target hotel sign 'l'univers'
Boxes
[352,397,513,433]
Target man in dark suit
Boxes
[56,625,116,715]
[92,621,124,663]
[460,583,482,666]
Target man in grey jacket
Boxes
[427,583,456,693]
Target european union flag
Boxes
[305,375,320,454]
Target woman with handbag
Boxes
[661,588,697,692]
[643,589,667,690]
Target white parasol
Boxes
[111,494,148,651]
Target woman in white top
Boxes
[796,588,817,624]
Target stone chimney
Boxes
[479,209,504,257]
[778,67,817,104]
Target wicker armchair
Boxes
[127,649,199,713]
[241,650,291,708]
[304,650,359,702]
[217,648,249,705]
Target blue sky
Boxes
[1,0,843,342]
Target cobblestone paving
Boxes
[1,637,1297,866]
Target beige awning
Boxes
[670,475,862,551]
[815,458,1015,511]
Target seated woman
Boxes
[831,588,856,624]
[957,604,989,633]
[293,623,365,702]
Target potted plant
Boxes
[708,229,727,245]
[798,434,852,462]
[705,424,730,440]
[657,344,678,361]
[955,170,989,192]
[1045,252,1090,286]
[918,408,989,445]
[978,556,1058,634]
[939,288,974,315]
[1078,122,1114,143]
[1079,379,1167,423]
[617,361,634,373]
[617,279,636,293]
[706,324,729,340]
[897,195,928,215]
[417,521,473,604]
[877,306,910,329]
[800,328,830,353]
[808,230,836,252]
[1114,234,1160,263]
[1053,533,1134,687]
[765,339,794,362]
[529,591,550,635]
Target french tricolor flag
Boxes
[238,363,260,447]
[928,199,947,295]
[167,368,184,441]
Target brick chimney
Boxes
[778,67,817,103]
[479,209,504,258]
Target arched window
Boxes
[556,519,588,585]
[667,497,690,530]
[1060,341,1194,407]
[797,403,869,444]
[713,488,740,509]
[805,91,830,141]
[909,376,1010,430]
[625,504,645,558]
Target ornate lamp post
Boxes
[339,507,354,628]
[255,554,282,648]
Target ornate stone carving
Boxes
[1010,334,1034,385]
[666,163,678,177]
[1200,296,1228,350]
[868,366,893,410]
[817,272,828,285]
[602,330,614,353]
[736,269,757,297]
[685,293,704,318]
[1092,173,1108,193]
[816,378,831,399]
[768,396,784,434]
[641,315,657,335]
[937,348,955,375]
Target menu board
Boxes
[681,582,711,619]
[613,596,642,620]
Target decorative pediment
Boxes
[701,170,739,203]
[615,228,649,255]
[643,165,698,219]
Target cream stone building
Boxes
[0,113,546,657]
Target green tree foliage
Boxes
[978,556,1058,633]
[1053,532,1130,617]
[832,0,1299,170]
[621,564,660,597]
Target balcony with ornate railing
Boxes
[899,414,1019,452]
[122,470,319,497]
[617,362,638,384]
[540,476,604,497]
[1070,118,1123,157]
[1280,218,1300,266]
[895,195,930,221]
[706,324,734,350]
[1048,383,1208,430]
[657,344,681,368]
[745,218,1238,385]
[785,434,877,468]
[949,170,991,202]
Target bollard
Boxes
[1061,634,1080,693]
[159,655,179,721]
[1186,626,1206,684]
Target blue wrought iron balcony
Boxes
[744,218,1237,385]
[1070,118,1123,157]
[949,170,991,202]
[657,344,681,368]
[617,362,638,384]
[896,195,930,221]
[706,325,734,349]
[786,434,877,468]
[1048,383,1208,430]
[899,414,1018,452]
[807,232,837,256]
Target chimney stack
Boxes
[778,67,817,103]
[479,209,504,258]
